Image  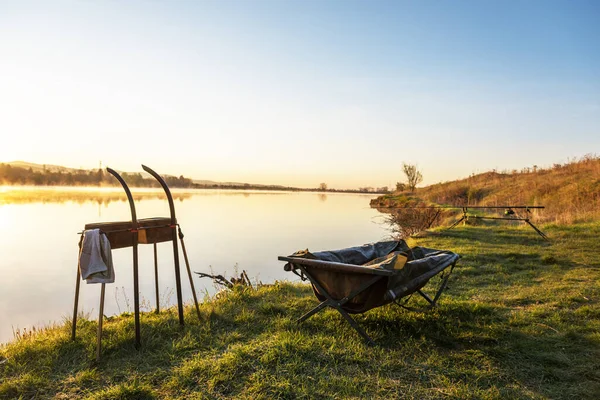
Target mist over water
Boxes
[0,188,388,344]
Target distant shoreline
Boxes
[0,184,388,195]
[1,162,389,194]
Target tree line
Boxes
[0,164,196,188]
[0,163,390,193]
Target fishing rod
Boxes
[450,206,544,209]
[376,204,548,239]
[375,205,545,209]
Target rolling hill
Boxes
[371,154,600,224]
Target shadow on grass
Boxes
[302,296,599,398]
[360,301,505,348]
[440,225,552,247]
[457,252,572,280]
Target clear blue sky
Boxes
[1,0,598,189]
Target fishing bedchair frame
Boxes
[278,254,458,345]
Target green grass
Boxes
[1,222,599,399]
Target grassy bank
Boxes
[372,155,600,224]
[1,223,599,399]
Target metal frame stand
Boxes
[71,165,202,361]
[446,206,548,239]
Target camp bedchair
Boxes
[278,240,459,344]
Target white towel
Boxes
[78,229,115,284]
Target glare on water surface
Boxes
[0,188,388,343]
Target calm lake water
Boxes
[0,187,390,344]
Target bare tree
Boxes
[319,182,328,191]
[402,163,423,192]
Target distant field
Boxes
[1,222,599,399]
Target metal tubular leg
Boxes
[431,270,453,305]
[171,231,185,325]
[417,289,435,305]
[408,262,456,311]
[447,216,465,230]
[337,307,375,345]
[297,301,329,323]
[96,283,106,361]
[179,229,202,321]
[297,266,383,343]
[133,243,141,349]
[297,299,375,344]
[72,266,81,341]
[154,242,159,313]
[525,219,549,240]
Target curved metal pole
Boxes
[141,164,184,326]
[141,164,176,224]
[106,167,141,349]
[106,168,138,223]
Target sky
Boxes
[0,0,598,189]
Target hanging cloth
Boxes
[78,229,115,284]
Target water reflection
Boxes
[0,188,386,344]
[0,186,294,206]
[0,186,192,205]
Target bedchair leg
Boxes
[297,301,329,323]
[337,308,375,345]
[417,289,435,306]
[431,270,452,306]
[297,266,383,344]
[411,261,457,309]
[298,299,376,345]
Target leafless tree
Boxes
[403,163,423,192]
